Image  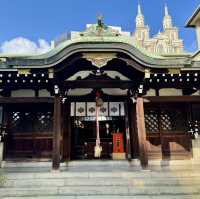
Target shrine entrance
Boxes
[70,101,126,160]
[71,116,125,160]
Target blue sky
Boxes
[0,0,199,53]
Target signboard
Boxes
[113,133,124,153]
[75,102,86,116]
[71,102,125,117]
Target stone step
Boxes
[3,159,200,168]
[1,161,200,198]
[1,196,200,199]
[0,185,200,197]
[3,177,200,187]
[2,160,139,168]
[3,170,200,180]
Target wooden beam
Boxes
[144,96,200,103]
[63,80,135,89]
[0,97,53,104]
[136,97,148,168]
[52,96,62,170]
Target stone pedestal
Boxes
[0,142,3,168]
[112,153,126,160]
[192,138,200,160]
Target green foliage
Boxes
[0,173,7,187]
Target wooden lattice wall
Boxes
[144,103,191,159]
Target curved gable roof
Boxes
[0,24,194,69]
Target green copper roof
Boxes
[0,24,165,59]
[0,23,198,70]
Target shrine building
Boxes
[0,4,200,170]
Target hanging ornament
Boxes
[94,106,102,157]
[94,90,103,158]
[96,90,104,107]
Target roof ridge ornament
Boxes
[96,14,107,36]
[97,15,104,28]
[79,16,121,37]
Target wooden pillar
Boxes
[3,105,9,162]
[136,97,148,168]
[62,99,71,161]
[124,101,132,160]
[52,96,62,170]
[63,100,71,161]
[128,97,139,159]
[0,106,5,167]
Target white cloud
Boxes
[0,37,51,55]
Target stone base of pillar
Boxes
[192,138,200,160]
[112,153,126,160]
[51,169,60,173]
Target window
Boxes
[8,104,53,133]
[145,104,187,133]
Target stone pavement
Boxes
[0,160,200,199]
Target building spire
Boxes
[163,3,172,29]
[138,2,142,15]
[165,3,169,16]
[136,1,145,27]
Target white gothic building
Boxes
[132,4,184,54]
